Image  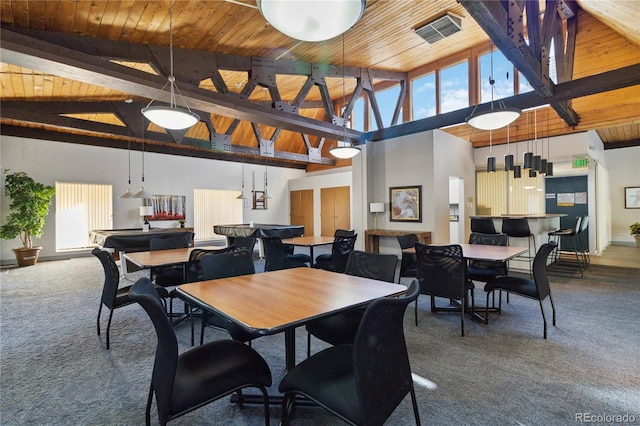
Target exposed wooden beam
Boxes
[362,63,640,142]
[0,27,365,143]
[459,0,579,126]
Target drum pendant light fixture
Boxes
[487,130,496,172]
[504,124,514,171]
[141,0,199,130]
[466,41,521,131]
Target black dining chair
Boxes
[149,236,190,287]
[279,280,421,426]
[128,278,272,426]
[305,250,398,356]
[92,248,169,350]
[471,217,498,234]
[414,243,475,336]
[312,234,357,273]
[262,236,309,272]
[397,233,419,281]
[484,242,557,339]
[313,229,355,266]
[199,249,261,345]
[467,232,509,283]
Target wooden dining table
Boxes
[403,243,527,262]
[280,235,335,263]
[176,267,407,372]
[122,245,225,269]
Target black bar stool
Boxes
[501,218,536,276]
[547,216,585,277]
[471,217,498,234]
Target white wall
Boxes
[1,136,305,263]
[604,146,640,245]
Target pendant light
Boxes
[133,119,153,199]
[466,41,521,131]
[513,141,522,178]
[118,133,133,199]
[236,124,249,200]
[257,0,366,42]
[531,109,542,171]
[258,164,273,200]
[141,0,199,130]
[504,124,514,171]
[546,111,554,176]
[523,111,533,169]
[330,33,360,159]
[487,130,496,172]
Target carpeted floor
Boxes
[1,253,638,425]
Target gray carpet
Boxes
[1,253,639,425]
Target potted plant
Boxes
[630,222,640,248]
[0,170,55,266]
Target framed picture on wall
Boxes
[624,187,640,209]
[389,186,422,222]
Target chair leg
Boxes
[538,299,548,339]
[200,312,207,345]
[307,333,312,358]
[410,386,421,425]
[146,385,154,426]
[281,392,295,426]
[106,309,114,349]
[259,385,271,426]
[549,294,556,327]
[97,303,103,336]
[485,292,491,325]
[414,298,418,326]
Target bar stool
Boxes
[501,218,536,276]
[547,216,584,277]
[471,217,498,234]
[578,216,590,267]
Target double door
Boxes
[290,186,351,237]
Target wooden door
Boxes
[321,186,351,236]
[290,190,314,236]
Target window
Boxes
[479,49,514,102]
[193,189,243,242]
[411,72,436,120]
[352,97,365,131]
[369,84,402,129]
[55,182,112,251]
[440,61,469,113]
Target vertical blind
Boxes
[55,182,112,251]
[476,171,544,216]
[193,189,243,242]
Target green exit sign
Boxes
[573,158,589,168]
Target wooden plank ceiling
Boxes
[0,0,638,170]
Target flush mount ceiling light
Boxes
[466,41,521,131]
[257,0,366,42]
[141,0,199,130]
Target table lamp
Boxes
[140,206,154,232]
[370,202,385,229]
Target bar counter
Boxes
[470,214,566,271]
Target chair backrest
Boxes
[471,217,498,234]
[149,236,190,251]
[468,232,509,274]
[501,218,532,238]
[532,242,556,300]
[232,236,257,253]
[92,248,121,309]
[334,229,355,237]
[572,216,583,233]
[330,234,358,273]
[186,246,236,282]
[415,243,466,299]
[353,280,419,425]
[396,233,419,250]
[262,236,289,272]
[345,250,397,283]
[128,278,178,424]
[579,215,589,233]
[201,249,255,280]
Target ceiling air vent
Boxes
[415,13,462,44]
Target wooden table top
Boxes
[123,245,224,268]
[281,236,335,247]
[403,243,527,261]
[176,267,407,334]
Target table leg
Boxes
[284,327,296,371]
[309,246,314,264]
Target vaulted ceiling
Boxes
[1,0,639,170]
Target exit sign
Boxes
[573,158,589,168]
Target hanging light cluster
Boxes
[520,108,553,178]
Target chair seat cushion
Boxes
[154,268,185,287]
[306,308,365,346]
[484,276,538,298]
[203,311,260,343]
[286,253,312,264]
[315,253,332,262]
[279,344,359,424]
[467,266,501,282]
[115,285,168,308]
[171,340,272,416]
